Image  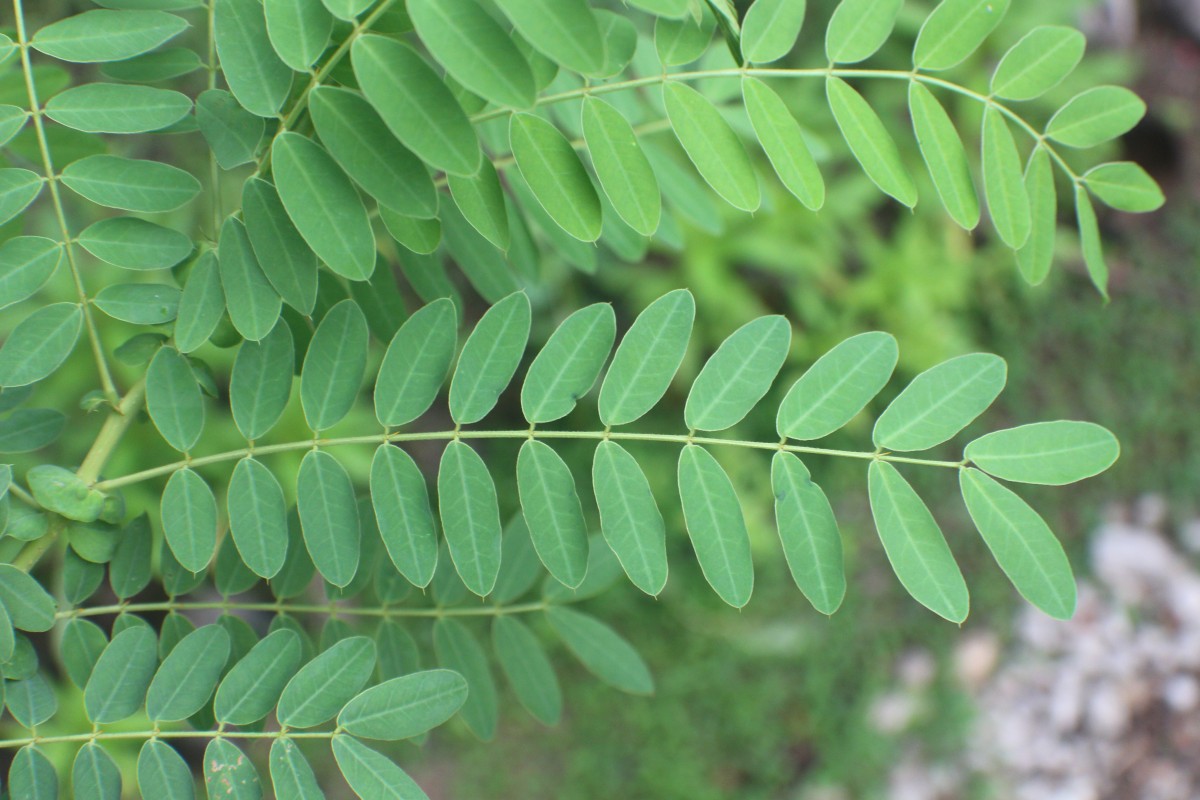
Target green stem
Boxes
[58,600,550,621]
[92,428,963,492]
[10,0,120,405]
[0,729,338,751]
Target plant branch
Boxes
[0,729,340,751]
[58,599,550,621]
[10,0,120,404]
[92,427,964,491]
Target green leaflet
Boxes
[146,346,204,452]
[742,77,824,210]
[32,9,188,63]
[741,0,806,63]
[0,105,27,146]
[517,439,590,588]
[545,606,653,694]
[375,298,457,426]
[1046,86,1146,149]
[873,353,1007,452]
[777,331,897,440]
[492,516,543,604]
[242,178,318,314]
[145,624,230,721]
[448,161,509,249]
[0,169,42,227]
[965,420,1119,485]
[331,735,430,800]
[492,616,562,726]
[825,0,902,63]
[277,636,376,727]
[448,291,531,425]
[644,144,723,233]
[196,89,264,169]
[214,628,302,725]
[230,320,293,440]
[44,83,191,134]
[771,452,845,615]
[339,669,468,740]
[913,0,1009,71]
[685,315,790,431]
[203,739,261,800]
[827,77,917,207]
[981,107,1031,249]
[161,468,217,573]
[228,457,289,579]
[72,743,122,800]
[511,113,603,241]
[102,47,202,82]
[960,469,1076,619]
[0,408,65,453]
[0,236,61,310]
[264,0,332,71]
[581,97,661,235]
[6,674,58,727]
[494,0,606,74]
[376,619,421,678]
[61,155,200,213]
[272,514,317,600]
[677,445,754,608]
[0,302,81,387]
[0,564,57,631]
[213,0,292,118]
[598,288,695,426]
[301,299,368,431]
[109,514,154,598]
[440,202,521,302]
[27,465,104,524]
[433,618,498,740]
[991,25,1086,100]
[663,82,760,212]
[93,283,180,324]
[62,619,107,687]
[138,741,195,800]
[1074,184,1107,298]
[0,604,13,662]
[297,450,362,587]
[908,81,979,230]
[218,217,280,341]
[628,0,690,14]
[84,625,158,723]
[409,0,535,109]
[371,444,439,587]
[1083,162,1165,213]
[78,217,192,270]
[655,11,714,66]
[1016,147,1056,285]
[351,35,481,177]
[310,87,438,219]
[272,132,376,281]
[321,0,372,20]
[269,739,324,800]
[868,460,969,622]
[592,440,668,596]
[438,441,503,597]
[351,268,407,342]
[521,302,616,423]
[9,747,58,800]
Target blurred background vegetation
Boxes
[3,0,1197,797]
